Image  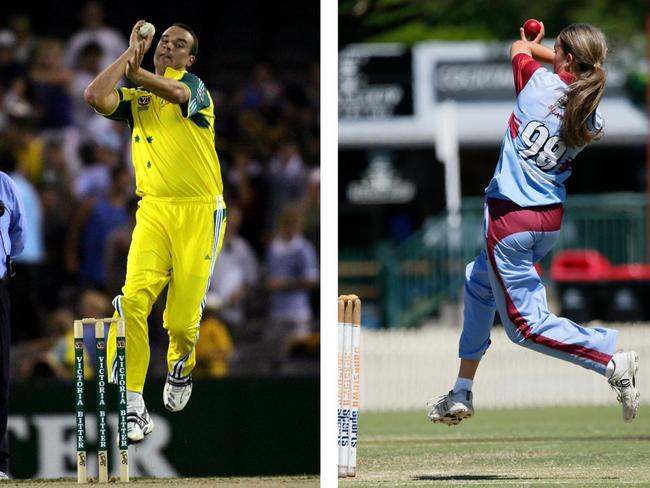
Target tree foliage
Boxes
[339,0,647,47]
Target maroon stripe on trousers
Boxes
[485,198,612,366]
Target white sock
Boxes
[606,356,617,379]
[452,377,473,394]
[127,390,144,409]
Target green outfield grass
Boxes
[341,406,650,487]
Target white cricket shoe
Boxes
[126,391,154,444]
[608,351,639,423]
[427,389,474,426]
[163,374,193,412]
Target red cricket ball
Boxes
[524,19,542,40]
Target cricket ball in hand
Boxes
[138,22,155,39]
[523,19,542,40]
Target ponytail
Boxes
[558,24,608,147]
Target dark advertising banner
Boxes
[435,59,625,102]
[339,45,413,119]
[338,148,444,245]
[8,378,319,479]
[435,60,515,101]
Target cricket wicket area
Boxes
[337,295,361,478]
[74,317,129,483]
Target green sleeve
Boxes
[179,73,210,118]
[102,88,134,127]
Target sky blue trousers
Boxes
[459,198,618,376]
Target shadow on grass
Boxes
[414,474,620,481]
[414,475,520,481]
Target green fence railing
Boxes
[339,193,648,328]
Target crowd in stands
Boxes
[0,1,320,380]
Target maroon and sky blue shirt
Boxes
[485,53,603,207]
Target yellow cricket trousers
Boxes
[107,195,227,392]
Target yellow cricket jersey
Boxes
[101,67,223,198]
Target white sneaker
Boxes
[427,389,474,426]
[163,374,193,412]
[126,391,154,443]
[0,471,9,480]
[608,351,639,423]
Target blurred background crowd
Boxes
[0,0,320,380]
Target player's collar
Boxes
[558,71,575,85]
[163,66,188,80]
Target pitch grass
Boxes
[341,406,650,487]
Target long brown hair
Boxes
[558,23,607,147]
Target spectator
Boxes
[5,114,44,185]
[70,41,112,141]
[266,139,307,233]
[283,81,316,164]
[74,134,122,200]
[232,66,288,160]
[64,0,128,72]
[241,64,283,110]
[264,206,319,371]
[39,139,75,310]
[0,29,26,97]
[7,16,38,64]
[40,139,74,196]
[236,109,276,163]
[64,165,132,289]
[28,37,80,174]
[225,146,267,254]
[0,30,28,133]
[194,311,235,378]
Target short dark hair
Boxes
[172,23,198,56]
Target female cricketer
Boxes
[428,23,639,425]
[84,20,227,442]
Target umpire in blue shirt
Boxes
[0,166,25,478]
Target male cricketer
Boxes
[85,20,227,443]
